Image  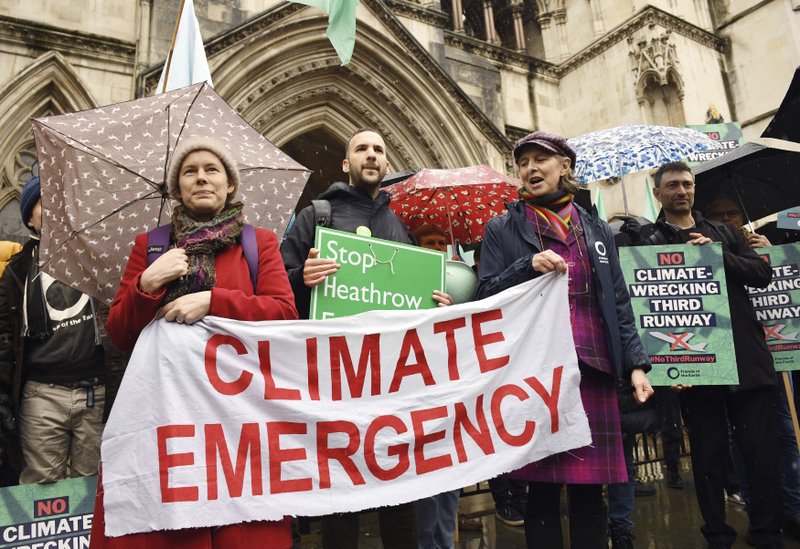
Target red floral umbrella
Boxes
[384,165,519,245]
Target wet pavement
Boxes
[300,469,800,548]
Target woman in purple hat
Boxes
[477,131,654,549]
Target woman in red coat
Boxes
[91,136,298,548]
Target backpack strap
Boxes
[240,224,258,291]
[311,199,332,227]
[146,223,259,291]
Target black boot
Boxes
[608,523,634,549]
[525,516,563,549]
[569,514,608,549]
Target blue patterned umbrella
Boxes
[568,125,722,185]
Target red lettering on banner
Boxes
[452,395,495,462]
[388,329,435,393]
[364,415,410,481]
[259,340,301,400]
[472,310,510,373]
[307,338,320,400]
[524,366,563,433]
[204,423,263,500]
[330,334,381,400]
[411,406,453,474]
[490,385,536,446]
[157,425,199,503]
[433,317,468,381]
[317,421,366,489]
[267,422,313,494]
[205,335,252,395]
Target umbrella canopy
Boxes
[693,141,800,223]
[762,66,800,143]
[384,165,519,245]
[569,125,721,185]
[33,82,310,304]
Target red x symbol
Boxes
[667,332,692,351]
[764,324,785,341]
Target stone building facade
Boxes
[0,0,797,238]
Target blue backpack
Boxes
[146,224,259,290]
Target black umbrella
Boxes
[693,142,800,223]
[762,66,800,142]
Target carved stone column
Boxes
[588,0,605,37]
[510,1,526,51]
[537,13,556,61]
[452,0,464,31]
[553,8,569,61]
[134,0,153,81]
[482,0,499,44]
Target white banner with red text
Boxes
[101,273,590,536]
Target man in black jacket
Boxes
[647,161,782,549]
[0,177,112,484]
[281,128,450,549]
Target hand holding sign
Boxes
[687,232,712,246]
[303,248,340,288]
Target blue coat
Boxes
[477,200,650,381]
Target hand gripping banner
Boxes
[101,274,590,536]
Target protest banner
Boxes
[310,227,445,319]
[684,122,743,165]
[619,243,738,385]
[748,244,800,371]
[777,207,800,231]
[101,274,590,536]
[0,476,96,548]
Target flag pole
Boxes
[160,0,187,94]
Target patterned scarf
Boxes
[163,202,244,305]
[519,188,575,240]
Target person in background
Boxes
[706,195,800,541]
[281,128,451,549]
[0,176,111,486]
[645,163,782,549]
[478,131,653,549]
[91,137,298,548]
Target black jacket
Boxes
[644,214,775,390]
[477,200,651,381]
[0,239,125,423]
[280,182,413,318]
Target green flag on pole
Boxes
[289,0,358,65]
[593,186,607,220]
[643,177,660,222]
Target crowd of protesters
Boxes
[0,127,797,549]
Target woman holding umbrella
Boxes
[91,137,298,548]
[477,131,653,549]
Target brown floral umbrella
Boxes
[32,83,309,304]
[384,165,519,245]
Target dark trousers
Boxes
[322,502,416,549]
[656,388,683,468]
[488,474,528,510]
[681,386,783,548]
[525,482,606,549]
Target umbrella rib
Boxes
[164,84,204,176]
[41,190,165,271]
[38,124,162,190]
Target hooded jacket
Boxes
[645,214,775,390]
[477,200,650,381]
[281,182,413,319]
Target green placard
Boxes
[684,122,744,166]
[619,243,738,386]
[310,227,446,320]
[0,475,96,548]
[748,244,800,371]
